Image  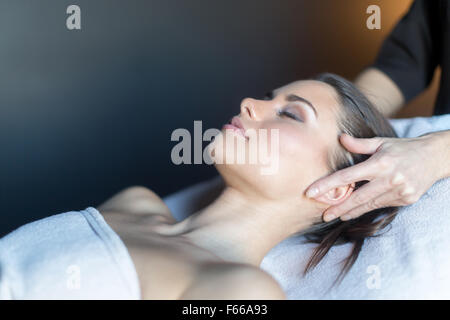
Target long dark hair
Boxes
[302,73,400,284]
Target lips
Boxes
[231,116,244,131]
[222,116,248,139]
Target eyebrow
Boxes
[264,91,318,119]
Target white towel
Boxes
[0,207,141,299]
[164,115,450,299]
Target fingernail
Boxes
[341,214,351,221]
[324,214,336,222]
[306,188,319,198]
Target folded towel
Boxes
[165,115,450,299]
[0,207,141,299]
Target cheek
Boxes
[278,127,323,162]
[277,127,329,182]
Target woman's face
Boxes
[209,80,345,203]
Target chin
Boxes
[208,131,248,166]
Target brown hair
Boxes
[302,73,400,284]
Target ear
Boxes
[314,182,355,206]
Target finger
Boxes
[322,178,389,221]
[306,159,377,199]
[338,186,406,221]
[340,134,385,155]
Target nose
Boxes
[240,97,264,121]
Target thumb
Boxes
[339,133,384,155]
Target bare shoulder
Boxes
[98,186,175,222]
[179,263,286,300]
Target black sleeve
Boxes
[372,0,440,103]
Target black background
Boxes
[0,0,436,236]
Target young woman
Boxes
[96,73,399,299]
[0,73,400,299]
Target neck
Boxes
[171,186,317,266]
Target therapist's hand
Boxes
[305,132,447,222]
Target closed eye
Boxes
[277,109,303,122]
